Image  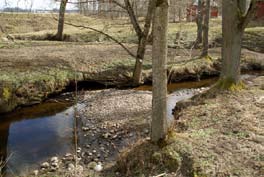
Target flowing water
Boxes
[0,74,262,176]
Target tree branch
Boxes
[124,0,143,39]
[240,0,257,29]
[142,0,157,38]
[60,20,136,58]
[112,0,127,10]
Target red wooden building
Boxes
[186,0,218,22]
[256,1,264,19]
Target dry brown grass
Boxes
[110,76,264,177]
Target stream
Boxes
[0,74,261,176]
[0,94,86,176]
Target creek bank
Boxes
[112,76,264,177]
[0,44,263,113]
[31,86,208,177]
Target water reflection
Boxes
[0,100,79,176]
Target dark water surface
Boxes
[0,98,84,176]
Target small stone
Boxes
[51,162,59,168]
[102,133,111,139]
[81,152,86,157]
[88,152,93,156]
[65,153,72,157]
[86,144,90,148]
[77,165,84,173]
[88,162,97,169]
[92,150,97,153]
[51,156,59,163]
[94,162,103,172]
[82,127,89,131]
[41,162,49,169]
[144,129,149,134]
[2,37,8,42]
[50,166,57,172]
[33,170,39,176]
[67,163,75,171]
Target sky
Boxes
[0,0,77,10]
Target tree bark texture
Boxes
[132,0,157,85]
[196,0,203,45]
[151,0,169,143]
[56,0,68,41]
[201,0,210,57]
[220,0,256,87]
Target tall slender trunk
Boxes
[93,0,97,14]
[56,0,68,41]
[132,36,147,85]
[219,0,256,88]
[201,0,210,57]
[124,0,142,39]
[151,0,169,143]
[195,0,203,46]
[130,0,157,85]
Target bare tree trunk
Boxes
[201,0,210,57]
[195,0,203,46]
[93,0,97,15]
[219,0,256,88]
[151,0,169,143]
[124,0,142,39]
[56,0,68,41]
[132,38,146,85]
[113,0,156,85]
[131,0,156,85]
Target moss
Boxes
[161,146,182,171]
[3,87,11,101]
[203,55,213,62]
[216,78,245,91]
